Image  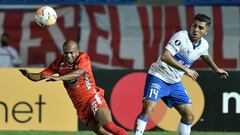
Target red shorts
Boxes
[76,87,109,125]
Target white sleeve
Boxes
[201,49,209,56]
[165,32,184,56]
[201,41,209,56]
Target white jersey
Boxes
[148,30,209,84]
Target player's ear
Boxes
[76,51,79,56]
[204,27,209,35]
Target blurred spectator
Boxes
[0,33,21,67]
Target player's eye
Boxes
[198,26,204,30]
[64,51,73,55]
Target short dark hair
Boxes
[193,13,211,27]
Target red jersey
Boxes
[42,52,107,118]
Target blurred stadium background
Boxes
[0,0,239,135]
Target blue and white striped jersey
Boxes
[148,30,209,84]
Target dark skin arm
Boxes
[201,55,228,79]
[161,49,199,80]
[19,68,86,82]
[45,69,86,82]
[19,69,45,82]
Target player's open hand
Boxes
[216,68,228,79]
[19,69,29,77]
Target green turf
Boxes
[0,131,239,135]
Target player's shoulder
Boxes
[79,51,89,57]
[52,54,63,61]
[55,54,65,63]
[170,30,189,44]
[49,54,64,67]
[172,30,188,38]
[200,37,209,48]
[169,30,188,47]
[78,51,90,61]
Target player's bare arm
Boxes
[46,68,86,82]
[161,49,199,80]
[19,69,45,82]
[201,55,229,79]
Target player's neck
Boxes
[192,41,199,45]
[188,33,200,45]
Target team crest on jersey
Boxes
[60,62,65,66]
[151,83,161,90]
[174,40,181,46]
[59,62,65,70]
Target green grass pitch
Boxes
[0,131,240,135]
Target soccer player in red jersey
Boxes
[19,40,128,135]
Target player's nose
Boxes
[67,53,71,57]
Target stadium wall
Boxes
[92,70,240,132]
[0,5,239,70]
[0,0,239,132]
[0,68,78,131]
[1,69,239,132]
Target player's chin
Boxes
[66,59,74,64]
[192,36,199,41]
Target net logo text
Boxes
[222,92,240,114]
[0,95,46,123]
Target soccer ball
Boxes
[34,6,57,27]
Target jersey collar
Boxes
[187,30,202,50]
[192,39,201,49]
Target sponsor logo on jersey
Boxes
[151,83,161,90]
[84,73,92,90]
[174,40,181,46]
[168,42,178,52]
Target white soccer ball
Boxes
[34,6,57,27]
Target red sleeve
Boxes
[77,52,91,70]
[41,55,63,76]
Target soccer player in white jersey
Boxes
[134,13,228,135]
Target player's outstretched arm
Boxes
[201,55,229,79]
[19,69,45,82]
[46,68,85,82]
